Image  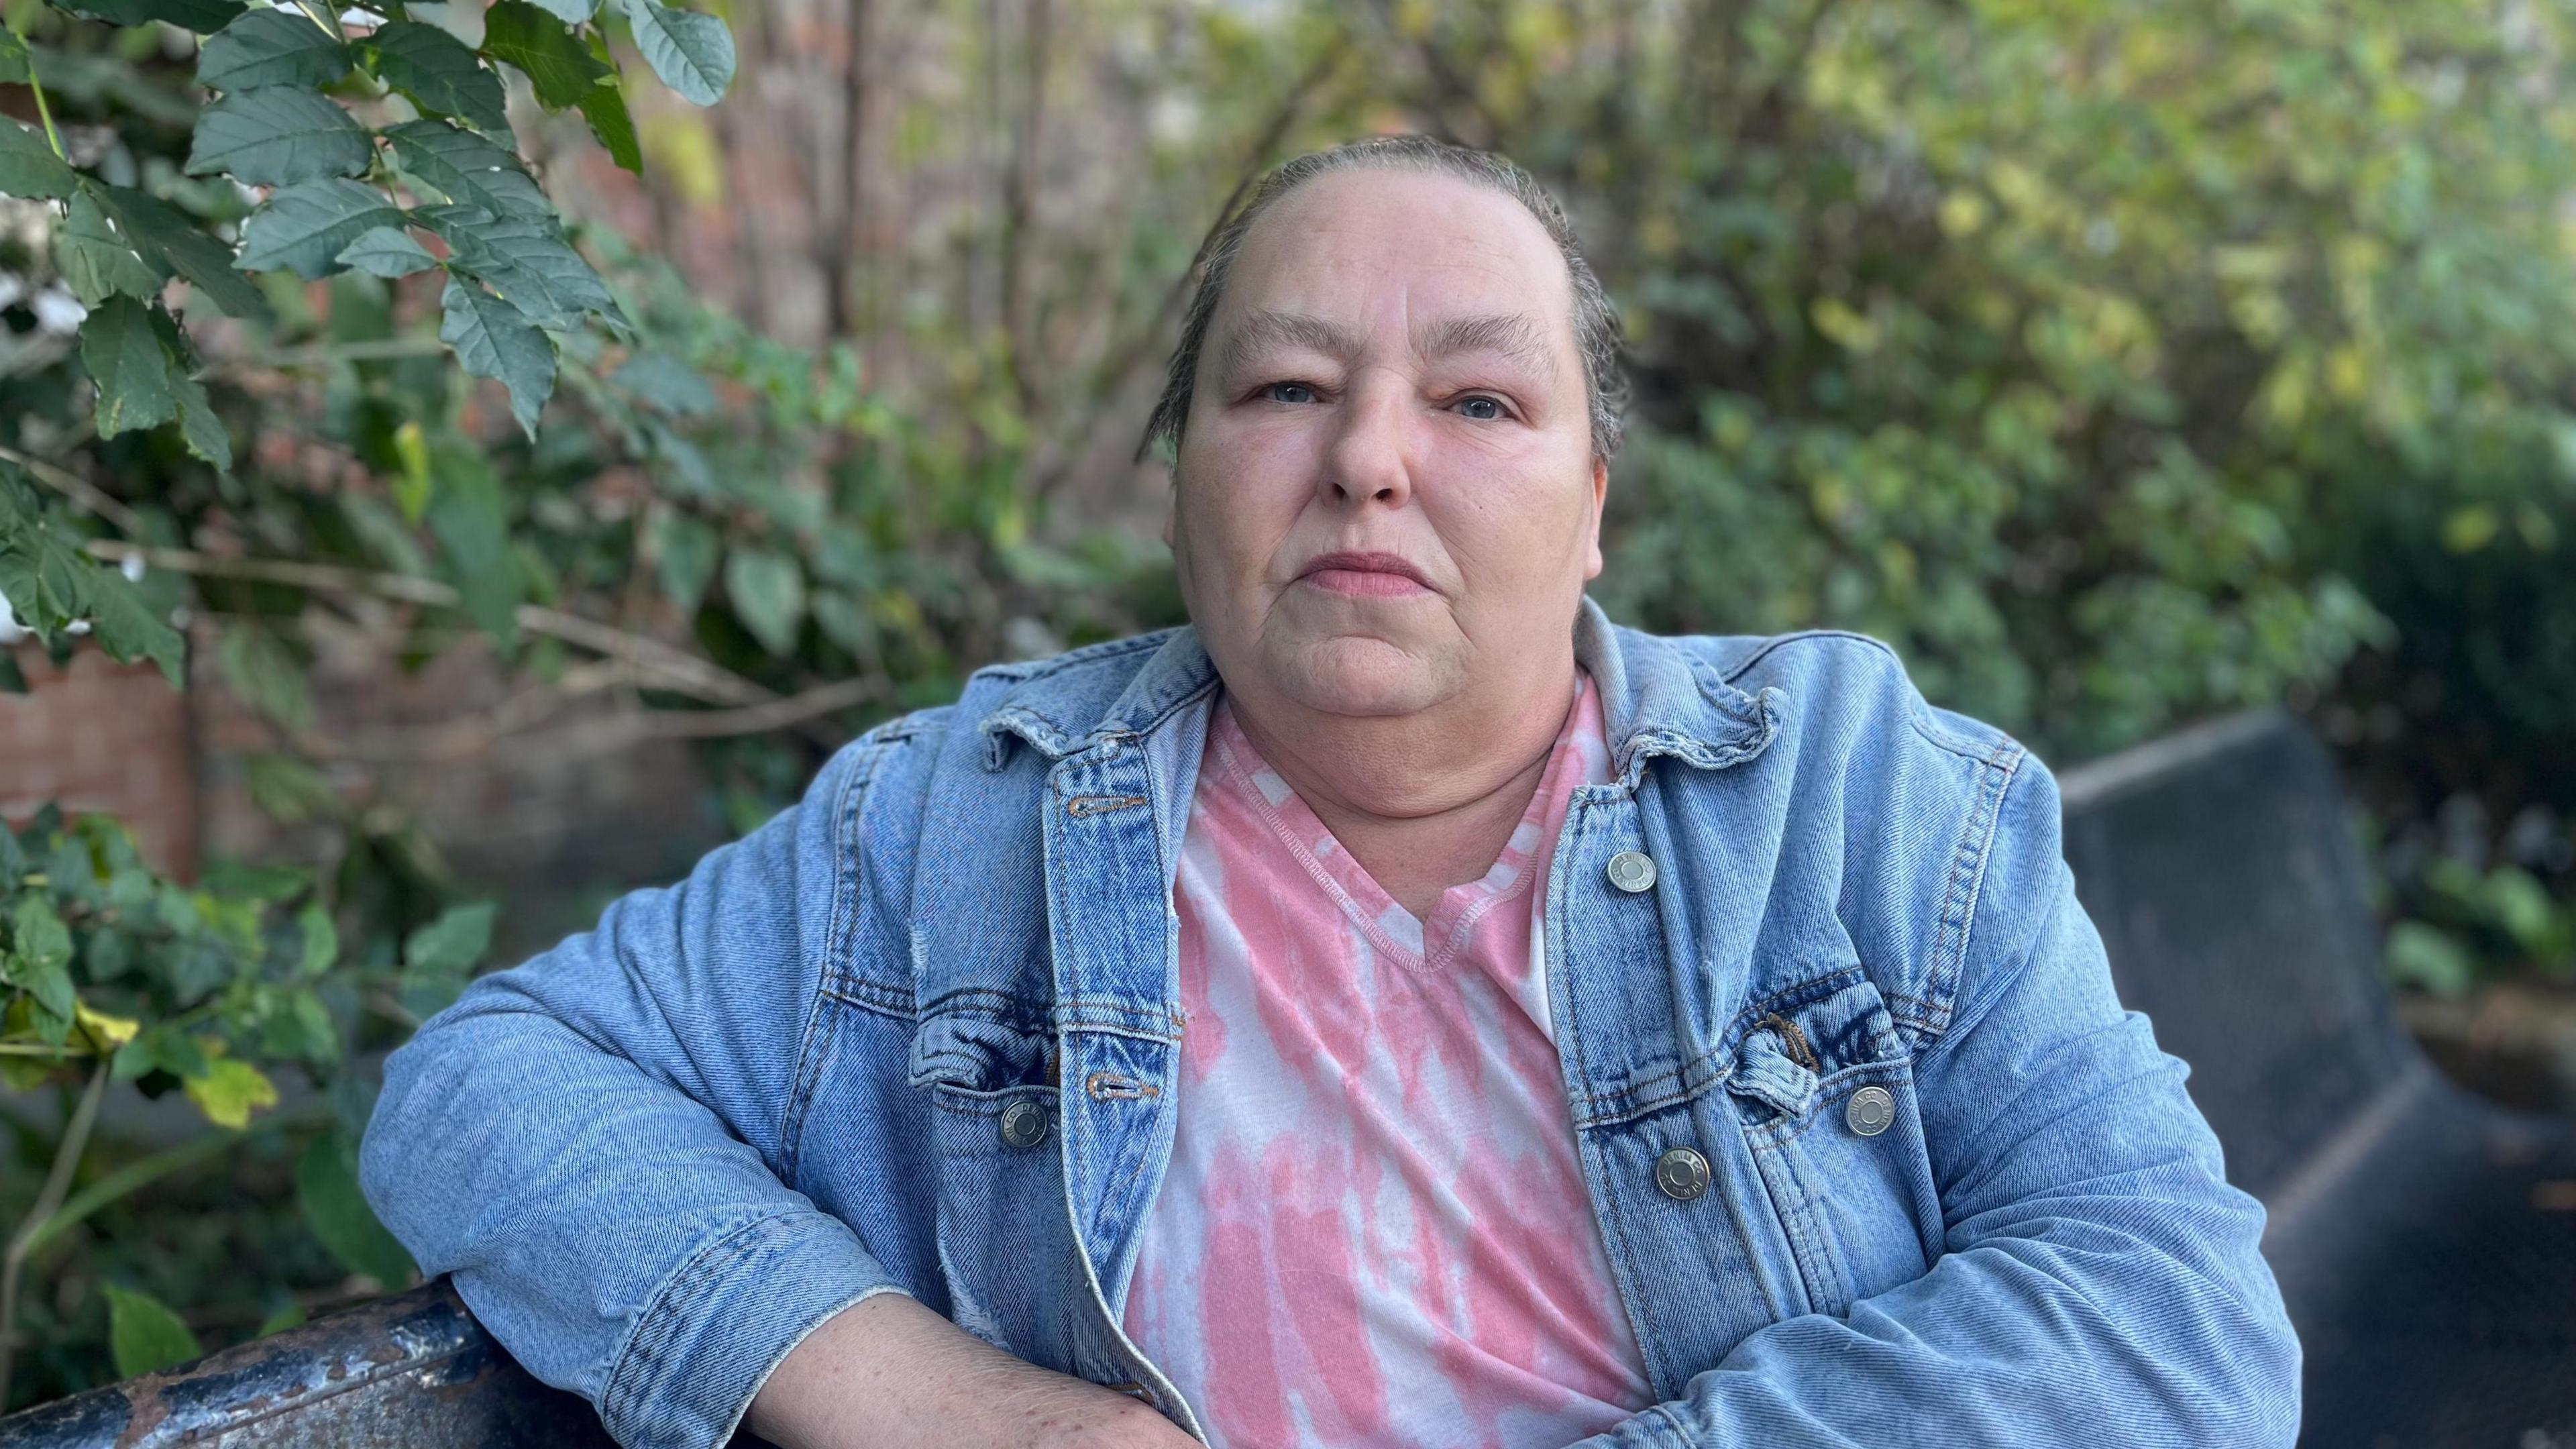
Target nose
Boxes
[1318,373,1413,511]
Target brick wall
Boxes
[5,623,731,953]
[0,639,201,879]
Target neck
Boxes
[1222,649,1580,922]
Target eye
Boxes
[1260,381,1320,405]
[1454,394,1507,421]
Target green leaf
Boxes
[2387,920,2475,998]
[482,0,609,109]
[103,1285,203,1379]
[237,178,402,278]
[576,68,641,174]
[297,1124,417,1279]
[419,205,619,330]
[366,21,511,133]
[335,225,437,278]
[613,350,717,416]
[12,896,72,972]
[56,189,166,308]
[297,902,338,977]
[521,0,599,18]
[437,274,556,439]
[197,7,351,90]
[380,119,553,223]
[651,511,719,616]
[186,85,372,186]
[89,183,273,320]
[78,298,230,468]
[85,564,185,686]
[298,1128,415,1286]
[60,0,246,31]
[404,900,496,975]
[398,971,466,1020]
[255,1300,309,1337]
[0,29,30,86]
[421,444,525,639]
[218,621,314,733]
[0,118,76,201]
[724,547,805,656]
[82,295,179,438]
[622,0,733,107]
[182,1057,278,1127]
[20,956,77,1025]
[147,292,233,469]
[244,753,338,822]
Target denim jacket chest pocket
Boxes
[1722,969,1942,1318]
[902,1006,1095,1364]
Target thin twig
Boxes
[0,444,145,535]
[82,541,777,709]
[19,27,67,162]
[221,339,453,373]
[0,1063,110,1408]
[305,673,885,762]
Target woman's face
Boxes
[1168,168,1607,721]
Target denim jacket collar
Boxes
[975,595,1782,783]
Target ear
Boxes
[1582,453,1607,581]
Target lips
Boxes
[1296,551,1435,598]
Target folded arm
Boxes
[362,740,920,1449]
[1576,763,2302,1448]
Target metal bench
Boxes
[0,1281,614,1448]
[7,709,2571,1446]
[2061,710,2576,1448]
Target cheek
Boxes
[1424,460,1597,584]
[1178,433,1310,569]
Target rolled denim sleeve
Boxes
[360,737,910,1449]
[1577,757,2302,1448]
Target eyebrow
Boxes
[1214,308,1562,386]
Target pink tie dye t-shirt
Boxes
[1122,673,1654,1449]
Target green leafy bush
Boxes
[1,0,743,1409]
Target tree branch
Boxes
[82,541,778,709]
[0,444,145,535]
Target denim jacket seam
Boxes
[1913,737,2025,1052]
[819,976,916,1020]
[1573,1042,1731,1127]
[1716,628,1902,686]
[780,733,904,1184]
[1747,1127,1849,1316]
[598,1207,806,1437]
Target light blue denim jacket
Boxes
[361,599,2300,1448]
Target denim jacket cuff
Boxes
[598,1208,907,1449]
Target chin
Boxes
[1263,631,1461,718]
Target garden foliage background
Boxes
[5,0,2575,1413]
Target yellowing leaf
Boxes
[74,1000,141,1053]
[184,1057,279,1128]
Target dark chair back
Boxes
[2057,710,2414,1199]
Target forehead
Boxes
[1217,167,1577,339]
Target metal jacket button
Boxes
[1653,1146,1710,1201]
[1846,1086,1896,1137]
[1606,851,1658,893]
[998,1099,1051,1148]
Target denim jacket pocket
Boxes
[1725,971,1935,1319]
[904,1006,1085,1358]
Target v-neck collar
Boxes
[1203,674,1595,975]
